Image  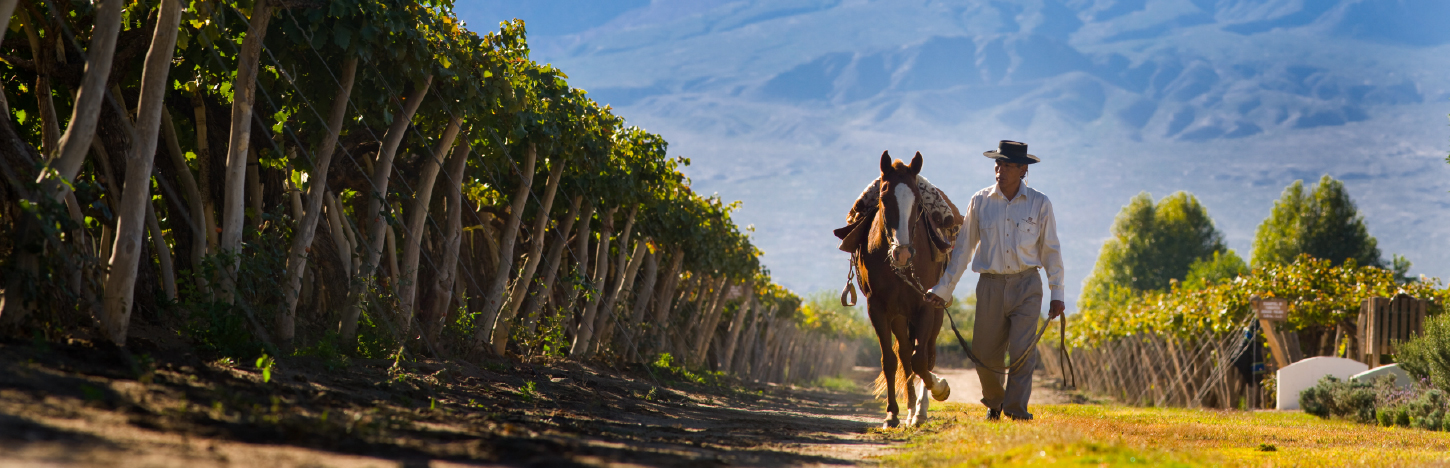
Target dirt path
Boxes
[0,340,892,467]
[934,366,1073,409]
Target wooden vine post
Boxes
[1252,297,1292,368]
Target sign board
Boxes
[724,285,747,301]
[1253,298,1289,321]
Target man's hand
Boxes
[1047,300,1065,320]
[924,292,948,309]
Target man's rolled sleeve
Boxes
[928,195,978,302]
[1039,198,1066,303]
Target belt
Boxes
[979,268,1039,280]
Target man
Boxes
[924,140,1065,421]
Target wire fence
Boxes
[1039,317,1257,409]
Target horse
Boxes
[853,151,951,428]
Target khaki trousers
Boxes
[973,269,1042,417]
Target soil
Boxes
[0,333,1078,467]
[0,336,895,467]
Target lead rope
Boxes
[939,300,1051,376]
[935,272,1070,382]
[1060,312,1076,389]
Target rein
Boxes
[849,192,1076,385]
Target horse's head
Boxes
[878,151,923,268]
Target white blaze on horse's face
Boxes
[892,183,915,265]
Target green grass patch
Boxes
[811,375,859,392]
[648,353,729,387]
[878,403,1450,467]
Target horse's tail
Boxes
[871,337,911,400]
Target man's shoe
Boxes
[986,409,1001,421]
[1006,411,1034,421]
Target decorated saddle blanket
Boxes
[833,175,962,260]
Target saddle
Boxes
[834,176,961,261]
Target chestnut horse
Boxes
[856,151,950,428]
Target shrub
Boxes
[1300,375,1377,423]
[1375,405,1399,426]
[1294,374,1450,427]
[1397,312,1450,390]
[175,208,293,360]
[1069,255,1448,349]
[1361,377,1450,431]
[1413,410,1443,431]
[1384,388,1449,431]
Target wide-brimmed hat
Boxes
[983,140,1039,165]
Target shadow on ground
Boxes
[0,337,887,467]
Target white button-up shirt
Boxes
[928,183,1065,303]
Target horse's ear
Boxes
[909,152,923,174]
[880,151,892,175]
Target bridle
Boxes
[849,181,1075,385]
[885,182,919,272]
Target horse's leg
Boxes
[930,306,950,401]
[871,310,900,428]
[914,374,931,426]
[911,306,951,402]
[904,376,916,425]
[891,315,919,426]
[905,312,936,426]
[902,321,921,426]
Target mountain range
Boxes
[455,0,1450,309]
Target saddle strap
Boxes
[922,212,953,252]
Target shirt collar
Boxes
[989,183,1030,202]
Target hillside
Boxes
[459,0,1450,305]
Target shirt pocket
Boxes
[1016,215,1038,241]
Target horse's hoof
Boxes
[906,407,926,427]
[882,416,900,429]
[931,378,951,402]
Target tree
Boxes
[4,0,125,323]
[278,57,358,346]
[1081,191,1229,306]
[31,0,124,199]
[1251,175,1381,268]
[395,117,463,333]
[1181,250,1248,290]
[217,0,274,302]
[99,0,185,345]
[0,1,849,380]
[338,76,432,345]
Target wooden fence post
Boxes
[1358,295,1428,368]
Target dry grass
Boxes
[876,403,1450,467]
